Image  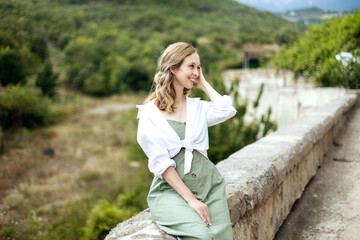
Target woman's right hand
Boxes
[187,198,212,227]
[162,167,212,227]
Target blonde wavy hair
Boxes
[145,42,198,113]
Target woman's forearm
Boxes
[162,166,196,203]
[197,70,222,103]
[162,166,212,226]
[201,80,222,103]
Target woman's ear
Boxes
[170,67,177,75]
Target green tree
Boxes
[275,26,302,45]
[271,10,360,88]
[36,62,59,98]
[0,47,26,86]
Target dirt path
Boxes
[274,101,360,240]
[86,103,135,115]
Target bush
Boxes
[44,199,92,240]
[0,226,18,240]
[0,85,66,131]
[116,171,150,211]
[26,210,44,240]
[82,170,151,240]
[81,200,131,240]
[318,57,360,88]
[0,85,53,129]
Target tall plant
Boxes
[191,76,277,164]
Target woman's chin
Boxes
[188,82,196,89]
[185,83,194,89]
[184,87,192,91]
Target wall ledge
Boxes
[106,93,358,240]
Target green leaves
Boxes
[272,10,360,88]
[82,200,131,240]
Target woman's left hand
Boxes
[193,68,207,91]
[194,67,222,102]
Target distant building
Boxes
[279,7,343,26]
[321,13,343,19]
[243,43,280,69]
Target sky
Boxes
[235,0,360,13]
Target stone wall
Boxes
[105,93,358,240]
[223,68,347,129]
[222,68,314,88]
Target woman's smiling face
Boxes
[171,52,201,90]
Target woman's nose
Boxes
[193,68,199,77]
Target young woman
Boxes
[136,42,236,239]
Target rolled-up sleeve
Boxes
[205,95,237,127]
[137,116,176,179]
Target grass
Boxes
[0,91,148,240]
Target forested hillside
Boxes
[1,0,301,95]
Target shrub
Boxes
[0,85,53,129]
[82,171,151,240]
[116,171,150,211]
[0,85,67,133]
[26,210,44,240]
[317,57,360,89]
[44,199,92,240]
[81,200,131,240]
[0,226,18,240]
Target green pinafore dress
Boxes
[147,120,235,240]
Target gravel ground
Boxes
[274,100,360,240]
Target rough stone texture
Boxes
[105,209,176,240]
[105,93,357,240]
[275,91,360,240]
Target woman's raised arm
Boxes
[195,69,222,103]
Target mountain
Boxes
[235,0,360,13]
[279,7,344,25]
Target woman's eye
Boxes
[189,65,194,68]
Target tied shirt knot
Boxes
[181,139,194,174]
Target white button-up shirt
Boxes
[136,95,236,179]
